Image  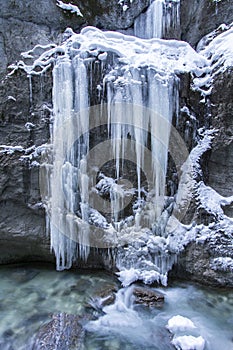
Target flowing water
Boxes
[0,264,232,350]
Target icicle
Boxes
[49,54,91,270]
[163,0,180,37]
[134,0,165,39]
[134,0,180,40]
[28,74,33,106]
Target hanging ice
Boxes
[38,26,208,274]
[134,0,180,39]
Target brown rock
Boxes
[133,286,165,307]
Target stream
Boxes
[0,263,232,349]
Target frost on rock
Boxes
[172,335,205,350]
[56,0,83,17]
[193,22,233,95]
[173,128,216,221]
[197,181,233,219]
[25,122,35,131]
[118,0,133,12]
[0,145,24,155]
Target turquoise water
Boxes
[0,264,232,349]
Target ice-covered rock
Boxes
[166,315,196,333]
[172,335,205,350]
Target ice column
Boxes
[134,0,180,40]
[50,56,90,270]
[106,67,173,225]
[134,0,164,39]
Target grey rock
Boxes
[207,69,233,204]
[173,237,233,288]
[180,0,233,48]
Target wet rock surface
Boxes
[32,313,86,350]
[133,286,165,307]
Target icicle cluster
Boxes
[46,25,208,274]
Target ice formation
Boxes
[134,0,180,39]
[56,0,83,17]
[6,25,211,276]
[42,25,211,272]
[7,5,233,283]
[166,315,196,333]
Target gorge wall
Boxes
[0,0,233,287]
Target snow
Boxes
[8,20,233,280]
[197,181,233,219]
[116,268,140,287]
[210,257,233,272]
[173,128,216,224]
[167,315,205,350]
[202,25,233,74]
[0,145,24,154]
[56,0,83,17]
[113,128,221,287]
[172,335,205,350]
[193,23,233,94]
[0,144,50,170]
[25,122,35,131]
[166,315,196,333]
[116,267,167,287]
[8,26,209,79]
[88,208,110,229]
[30,160,40,167]
[21,44,57,59]
[98,52,108,61]
[7,96,16,101]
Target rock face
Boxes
[180,0,233,48]
[208,70,233,197]
[0,0,233,287]
[173,234,233,288]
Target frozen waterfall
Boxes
[41,23,208,280]
[134,0,180,39]
[49,30,177,271]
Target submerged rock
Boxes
[87,284,118,312]
[32,313,86,350]
[96,284,118,306]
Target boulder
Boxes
[32,313,86,350]
[133,286,165,307]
